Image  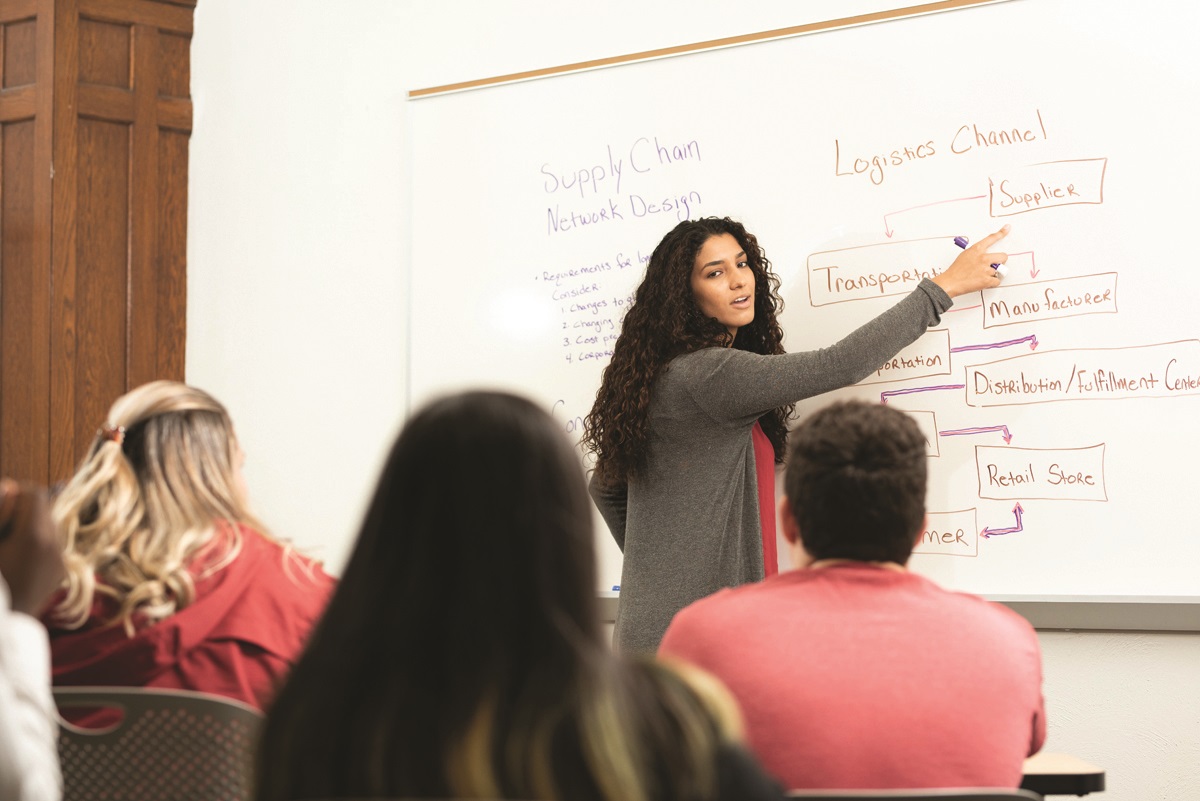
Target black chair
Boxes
[53,686,263,801]
[787,789,1044,801]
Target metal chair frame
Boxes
[786,790,1044,801]
[53,685,264,801]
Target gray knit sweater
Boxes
[589,279,953,653]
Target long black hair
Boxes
[256,391,742,801]
[583,217,790,485]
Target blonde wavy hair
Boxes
[52,380,272,633]
[441,655,746,801]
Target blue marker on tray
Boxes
[954,236,1006,277]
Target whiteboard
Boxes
[407,0,1200,627]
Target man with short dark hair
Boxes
[659,400,1046,790]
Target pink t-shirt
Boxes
[660,563,1046,790]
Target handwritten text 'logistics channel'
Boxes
[835,109,1049,186]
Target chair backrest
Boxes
[53,686,264,801]
[787,789,1043,801]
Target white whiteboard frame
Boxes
[990,597,1200,632]
[408,0,1200,633]
[598,596,1200,632]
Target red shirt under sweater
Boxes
[751,421,778,577]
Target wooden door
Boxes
[0,0,193,483]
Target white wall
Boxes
[188,1,410,570]
[188,3,1199,799]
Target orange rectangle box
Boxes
[913,509,978,557]
[989,157,1106,217]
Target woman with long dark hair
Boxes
[583,217,1008,652]
[256,391,783,801]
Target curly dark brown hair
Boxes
[582,217,791,485]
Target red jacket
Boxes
[47,523,334,712]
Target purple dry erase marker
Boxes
[954,235,1005,275]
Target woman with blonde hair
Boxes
[255,390,783,801]
[46,380,333,711]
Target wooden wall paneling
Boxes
[154,23,189,378]
[155,127,185,379]
[2,16,36,85]
[1,18,39,121]
[77,12,126,86]
[48,0,78,479]
[0,12,41,489]
[0,85,35,120]
[69,9,131,469]
[1,119,39,479]
[0,1,38,25]
[73,115,128,462]
[29,0,53,483]
[78,0,191,35]
[151,24,188,379]
[0,3,52,483]
[156,26,185,96]
[1,17,3,475]
[0,0,191,482]
[128,21,158,389]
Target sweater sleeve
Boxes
[679,279,952,423]
[588,474,628,551]
[0,578,62,801]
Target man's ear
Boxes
[780,496,801,545]
[781,496,815,569]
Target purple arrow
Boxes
[880,384,964,404]
[950,334,1039,355]
[938,425,1013,444]
[982,503,1025,539]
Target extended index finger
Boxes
[975,224,1011,251]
